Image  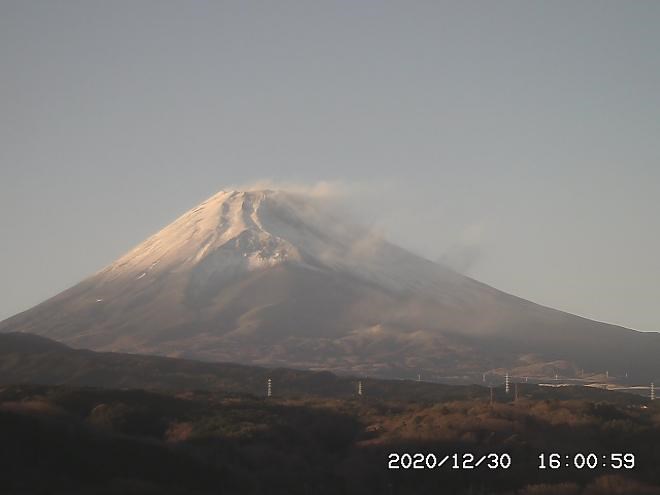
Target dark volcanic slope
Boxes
[0,332,352,397]
[0,332,474,400]
[0,333,647,406]
[2,189,660,382]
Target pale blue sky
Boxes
[1,1,659,330]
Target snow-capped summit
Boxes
[104,190,305,281]
[102,189,463,295]
[2,188,659,382]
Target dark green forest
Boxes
[2,383,660,495]
[2,333,660,494]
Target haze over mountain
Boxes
[2,189,659,382]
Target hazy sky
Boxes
[1,1,659,331]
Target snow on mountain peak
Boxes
[98,188,456,294]
[103,189,306,280]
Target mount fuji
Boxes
[2,189,659,382]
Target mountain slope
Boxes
[0,332,492,402]
[0,333,646,405]
[2,189,659,381]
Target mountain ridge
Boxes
[2,188,659,382]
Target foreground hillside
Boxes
[0,333,643,404]
[2,383,660,495]
[0,332,485,399]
